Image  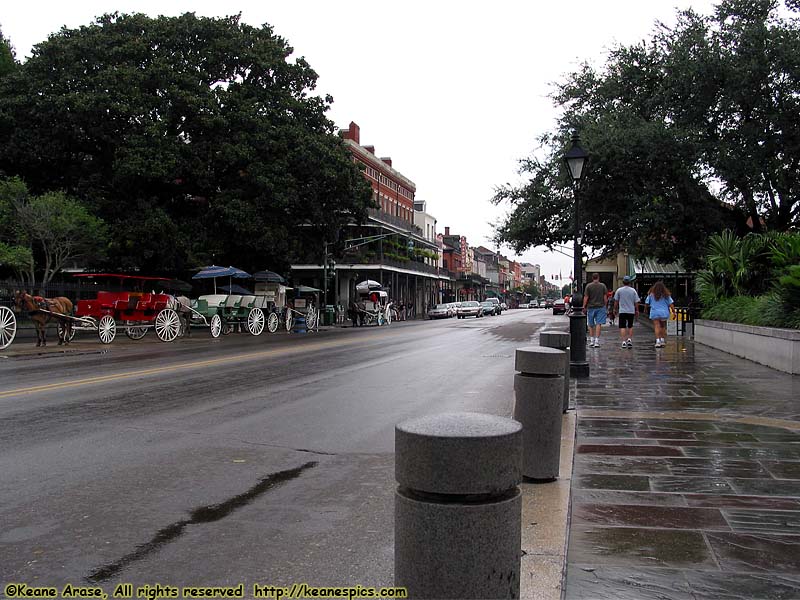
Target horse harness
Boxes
[27,295,54,316]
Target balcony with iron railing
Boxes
[367,208,424,238]
[457,272,490,285]
[339,249,443,277]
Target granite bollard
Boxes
[395,412,522,599]
[539,331,571,413]
[513,347,565,481]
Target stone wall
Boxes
[695,319,800,374]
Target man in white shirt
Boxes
[613,276,640,348]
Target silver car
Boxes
[457,301,482,319]
[427,304,451,319]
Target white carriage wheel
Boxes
[57,321,76,342]
[155,308,181,342]
[98,315,116,344]
[210,314,222,338]
[247,307,265,336]
[306,308,317,330]
[0,306,17,350]
[384,309,392,325]
[285,311,294,332]
[125,326,148,340]
[267,312,279,334]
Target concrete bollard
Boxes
[395,412,522,599]
[513,347,565,481]
[539,331,571,413]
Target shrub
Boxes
[696,230,800,329]
[701,291,800,329]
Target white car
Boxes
[519,303,529,309]
[457,301,482,318]
[427,304,451,319]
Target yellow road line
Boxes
[0,331,398,399]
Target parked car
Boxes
[544,298,554,309]
[457,301,482,318]
[427,304,451,319]
[446,302,461,317]
[553,298,567,315]
[538,299,546,308]
[484,297,501,312]
[480,301,499,316]
[519,303,530,309]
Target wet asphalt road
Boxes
[0,309,550,590]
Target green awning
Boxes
[485,290,499,297]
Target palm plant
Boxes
[697,231,774,303]
[697,230,800,328]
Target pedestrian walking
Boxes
[606,291,616,326]
[582,273,608,347]
[613,275,640,348]
[645,281,675,348]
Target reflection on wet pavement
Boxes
[564,325,800,599]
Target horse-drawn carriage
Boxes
[353,281,393,326]
[71,274,182,343]
[6,275,182,347]
[253,275,319,333]
[180,293,267,337]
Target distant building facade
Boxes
[291,121,446,313]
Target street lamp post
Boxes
[564,132,590,378]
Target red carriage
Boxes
[70,274,182,344]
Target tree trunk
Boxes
[742,187,762,233]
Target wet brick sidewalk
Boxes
[564,322,800,599]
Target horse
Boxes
[13,290,75,347]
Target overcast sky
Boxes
[2,1,719,282]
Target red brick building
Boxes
[340,122,417,226]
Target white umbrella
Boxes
[356,280,382,292]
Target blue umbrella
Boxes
[193,265,251,293]
[193,265,250,279]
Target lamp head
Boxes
[564,131,589,181]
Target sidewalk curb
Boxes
[520,410,576,600]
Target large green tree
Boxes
[0,177,107,285]
[0,12,373,274]
[493,0,798,269]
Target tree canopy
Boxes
[0,26,15,78]
[0,12,373,276]
[493,0,799,269]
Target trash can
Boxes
[292,315,307,334]
[324,305,335,326]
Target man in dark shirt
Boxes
[582,273,608,347]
